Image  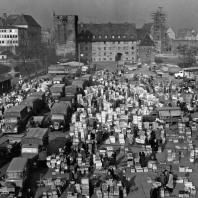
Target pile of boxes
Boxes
[81,178,89,197]
[95,181,121,198]
[46,154,67,175]
[167,149,180,164]
[41,178,67,198]
[177,178,197,197]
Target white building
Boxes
[0,26,26,54]
[167,27,175,40]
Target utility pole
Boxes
[78,43,81,66]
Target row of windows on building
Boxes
[81,35,133,39]
[93,57,135,61]
[0,29,14,33]
[0,35,18,38]
[93,46,135,51]
[81,46,135,51]
[93,51,135,56]
[0,40,18,44]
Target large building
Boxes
[78,23,138,62]
[0,13,41,54]
[53,12,78,58]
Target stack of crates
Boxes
[102,183,108,198]
[101,111,107,124]
[81,178,89,198]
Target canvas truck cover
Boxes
[53,75,66,82]
[59,100,72,108]
[51,102,69,115]
[21,128,48,145]
[182,93,193,104]
[20,97,40,111]
[158,107,181,117]
[50,84,65,93]
[65,85,77,94]
[81,74,92,81]
[4,105,28,119]
[29,92,45,101]
[72,80,85,89]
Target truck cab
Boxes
[6,157,29,188]
[50,102,69,131]
[21,128,49,167]
[2,105,29,134]
[175,70,184,79]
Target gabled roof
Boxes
[4,14,40,27]
[78,23,137,41]
[142,23,153,31]
[139,34,155,47]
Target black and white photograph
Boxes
[0,0,197,197]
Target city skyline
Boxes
[0,0,198,31]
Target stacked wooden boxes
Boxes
[81,178,89,197]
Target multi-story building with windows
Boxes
[78,23,137,62]
[0,13,41,54]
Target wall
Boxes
[91,41,137,62]
[139,46,154,63]
[54,15,78,57]
[171,40,198,53]
[79,41,92,62]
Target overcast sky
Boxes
[0,0,198,31]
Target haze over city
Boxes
[1,0,198,30]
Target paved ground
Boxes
[0,61,192,198]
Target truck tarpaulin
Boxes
[21,128,48,146]
[51,102,69,115]
[4,105,28,119]
[50,84,65,93]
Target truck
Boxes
[72,79,86,90]
[65,85,78,106]
[50,84,65,102]
[48,65,66,75]
[174,70,195,80]
[21,128,49,167]
[168,67,180,75]
[143,107,182,123]
[28,91,46,109]
[0,138,21,168]
[2,105,29,134]
[80,74,92,87]
[53,75,66,84]
[20,97,41,115]
[50,102,69,131]
[3,157,29,196]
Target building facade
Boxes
[167,27,175,40]
[139,34,155,64]
[41,29,53,45]
[0,13,41,54]
[53,13,78,58]
[78,23,137,62]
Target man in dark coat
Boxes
[139,150,146,167]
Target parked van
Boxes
[6,157,29,188]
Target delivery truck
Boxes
[2,105,29,134]
[28,91,46,109]
[50,102,70,131]
[21,128,49,167]
[50,84,65,102]
[20,97,41,115]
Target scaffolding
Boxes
[151,7,168,53]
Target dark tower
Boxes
[53,12,78,59]
[151,7,168,53]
